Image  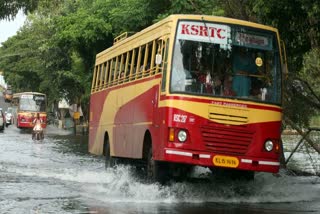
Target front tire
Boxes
[146,147,169,184]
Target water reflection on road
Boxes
[0,125,319,214]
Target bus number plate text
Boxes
[213,155,239,168]
[173,114,187,123]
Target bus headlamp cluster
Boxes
[264,140,274,152]
[169,128,188,143]
[177,130,187,142]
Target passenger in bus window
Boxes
[120,71,125,83]
[195,68,206,93]
[140,63,150,74]
[195,67,215,94]
[204,69,213,93]
[223,75,236,96]
[250,77,263,99]
[212,76,222,95]
[232,48,257,97]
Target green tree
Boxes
[214,0,320,126]
[1,0,319,126]
[299,48,320,97]
[0,19,44,92]
[0,0,37,19]
[248,0,320,126]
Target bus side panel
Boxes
[89,90,111,155]
[113,83,160,158]
[151,105,168,161]
[90,76,161,157]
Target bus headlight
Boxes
[264,140,274,152]
[178,130,187,142]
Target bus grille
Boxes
[201,126,253,155]
[208,106,249,125]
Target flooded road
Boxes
[0,125,319,214]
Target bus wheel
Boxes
[146,147,169,184]
[104,139,115,169]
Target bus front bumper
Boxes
[18,121,47,129]
[163,148,280,173]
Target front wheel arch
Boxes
[143,130,169,183]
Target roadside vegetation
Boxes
[0,0,319,129]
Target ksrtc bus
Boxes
[89,14,287,181]
[12,92,47,129]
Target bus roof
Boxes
[96,14,279,62]
[13,92,46,98]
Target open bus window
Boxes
[171,20,282,104]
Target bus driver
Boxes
[232,48,257,97]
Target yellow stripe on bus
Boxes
[159,99,281,125]
[91,79,160,155]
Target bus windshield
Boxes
[171,20,282,104]
[20,94,46,112]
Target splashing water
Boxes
[1,126,319,213]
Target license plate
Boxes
[213,155,239,168]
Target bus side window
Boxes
[137,45,146,79]
[91,65,98,92]
[149,40,157,75]
[129,48,136,81]
[112,56,119,85]
[104,61,110,88]
[142,42,153,77]
[135,46,142,79]
[99,63,105,89]
[141,43,148,77]
[155,39,164,74]
[108,59,113,86]
[117,55,122,83]
[95,65,101,91]
[124,51,130,82]
[110,57,116,86]
[117,53,125,84]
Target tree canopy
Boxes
[0,0,319,126]
[0,0,40,20]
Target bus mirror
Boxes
[282,63,288,79]
[280,40,288,79]
[155,54,162,65]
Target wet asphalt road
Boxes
[0,124,319,214]
[0,93,320,214]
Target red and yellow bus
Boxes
[12,92,47,129]
[89,15,287,181]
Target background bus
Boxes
[89,14,286,181]
[3,87,13,103]
[12,92,47,129]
